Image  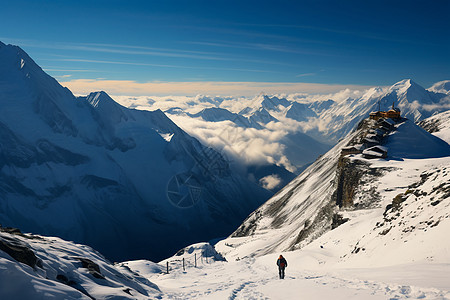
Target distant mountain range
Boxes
[135,78,449,190]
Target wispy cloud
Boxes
[3,38,226,61]
[60,79,372,97]
[2,37,294,65]
[43,68,104,73]
[185,40,336,57]
[53,74,72,80]
[224,22,423,45]
[296,73,316,77]
[45,58,274,74]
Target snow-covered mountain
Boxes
[0,41,271,262]
[295,79,449,144]
[188,107,262,129]
[418,110,450,144]
[428,80,450,95]
[0,226,162,299]
[223,79,448,145]
[239,94,291,115]
[248,107,278,125]
[216,117,450,260]
[284,102,317,121]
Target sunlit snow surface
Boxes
[0,231,162,299]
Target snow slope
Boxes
[141,251,450,299]
[419,110,450,144]
[5,226,448,300]
[0,227,162,299]
[0,41,271,262]
[429,80,450,95]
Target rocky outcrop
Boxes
[334,118,399,208]
[75,257,105,279]
[0,227,39,269]
[333,157,368,207]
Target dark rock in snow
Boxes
[0,233,38,269]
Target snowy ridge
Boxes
[418,110,450,144]
[188,107,262,129]
[429,80,450,95]
[0,227,162,299]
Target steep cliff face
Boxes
[332,118,391,208]
[334,157,368,208]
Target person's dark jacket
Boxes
[276,257,287,269]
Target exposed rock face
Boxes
[333,118,399,208]
[75,257,105,279]
[333,157,368,208]
[0,227,39,269]
[418,118,441,133]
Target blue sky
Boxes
[1,0,449,95]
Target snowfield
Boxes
[137,244,450,299]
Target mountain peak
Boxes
[428,80,450,94]
[85,91,118,108]
[81,91,130,124]
[390,79,418,90]
[386,79,429,100]
[0,42,68,100]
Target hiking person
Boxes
[276,255,287,279]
